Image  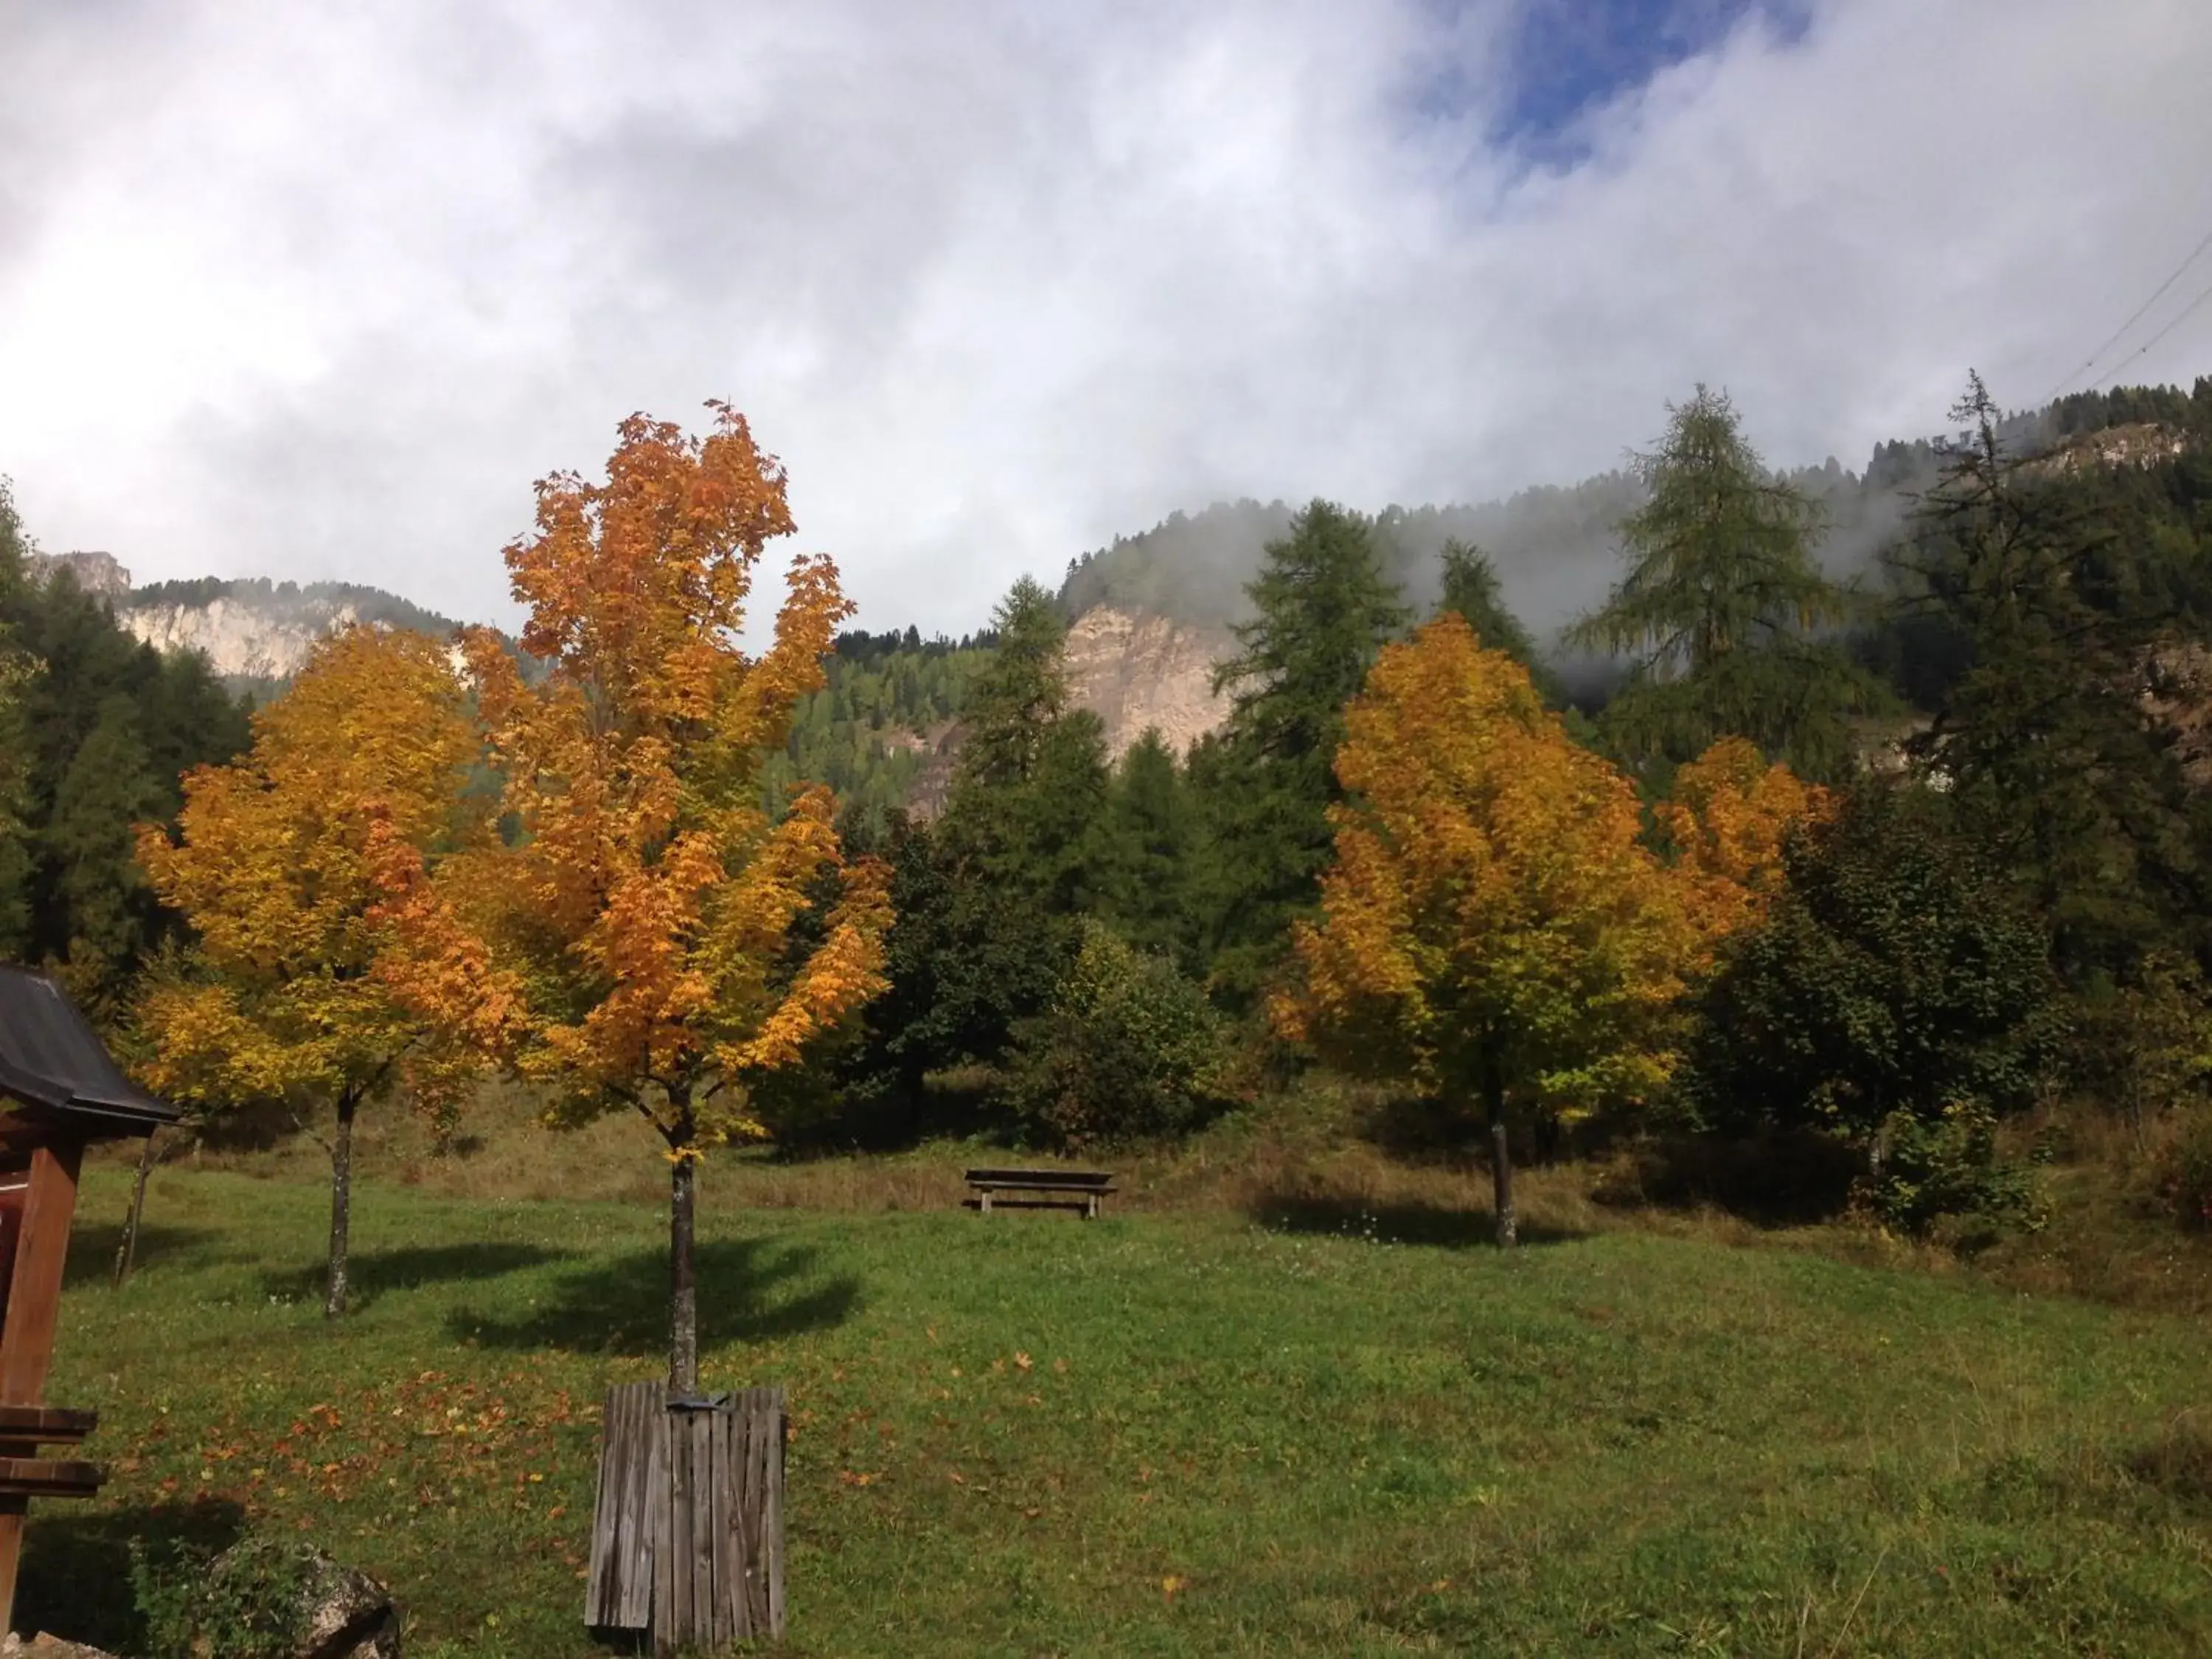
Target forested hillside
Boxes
[0,485,251,1022]
[1059,380,2212,643]
[757,626,996,838]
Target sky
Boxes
[2,0,2209,636]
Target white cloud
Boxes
[0,0,2207,635]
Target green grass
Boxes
[28,1166,2212,1656]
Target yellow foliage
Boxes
[1657,735,1830,955]
[1277,614,1702,1125]
[383,406,890,1151]
[136,625,486,1117]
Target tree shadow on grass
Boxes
[15,1496,246,1652]
[257,1241,574,1310]
[1251,1194,1583,1249]
[63,1222,222,1287]
[448,1237,860,1357]
[1590,1129,1863,1228]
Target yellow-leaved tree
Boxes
[136,626,489,1316]
[1276,613,1816,1243]
[1656,734,1831,942]
[382,404,891,1390]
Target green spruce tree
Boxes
[1434,538,1565,703]
[1566,385,1889,782]
[1194,499,1407,1005]
[1096,728,1197,969]
[861,578,1111,1122]
[1891,370,2212,982]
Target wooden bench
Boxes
[964,1168,1116,1220]
[0,1405,100,1501]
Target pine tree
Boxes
[863,579,1110,1118]
[1096,728,1197,968]
[1434,539,1559,702]
[1197,500,1408,1004]
[1567,385,1889,782]
[1890,371,2212,981]
[46,695,166,1011]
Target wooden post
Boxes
[0,1137,84,1630]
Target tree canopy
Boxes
[1567,384,1891,781]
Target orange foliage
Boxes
[383,405,890,1155]
[1277,614,1700,1125]
[1658,736,1830,950]
[136,625,487,1124]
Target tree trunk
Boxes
[1491,1121,1517,1249]
[325,1093,358,1320]
[1483,1048,1516,1249]
[112,1129,161,1288]
[669,1109,700,1394]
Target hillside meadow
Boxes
[23,1123,2212,1657]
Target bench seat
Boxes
[963,1168,1116,1218]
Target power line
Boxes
[2089,270,2212,391]
[2044,218,2212,402]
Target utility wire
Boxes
[2088,271,2212,390]
[2044,219,2212,402]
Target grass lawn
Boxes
[24,1165,2212,1656]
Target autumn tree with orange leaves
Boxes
[383,404,890,1391]
[1657,734,1831,942]
[1276,614,1818,1244]
[136,626,487,1317]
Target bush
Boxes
[1001,922,1227,1149]
[131,1532,316,1659]
[1683,781,2064,1232]
[2156,1108,2212,1230]
[1864,1103,2046,1237]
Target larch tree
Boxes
[1566,385,1890,782]
[135,625,488,1318]
[1276,615,1814,1244]
[383,405,891,1392]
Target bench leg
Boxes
[1085,1194,1099,1221]
[979,1192,992,1215]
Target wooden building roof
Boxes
[0,966,175,1138]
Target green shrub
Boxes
[130,1532,316,1659]
[1864,1104,2046,1237]
[2156,1108,2212,1231]
[1683,781,2064,1233]
[1001,921,1226,1149]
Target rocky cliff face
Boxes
[898,605,1234,820]
[2028,422,2192,477]
[1063,605,1234,761]
[120,593,366,681]
[26,549,131,600]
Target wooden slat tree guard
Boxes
[587,1381,786,1651]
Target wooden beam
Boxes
[0,1405,94,1444]
[0,1138,84,1406]
[0,1134,85,1631]
[0,1458,100,1498]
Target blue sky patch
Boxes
[1486,0,1813,156]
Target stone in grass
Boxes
[202,1540,404,1659]
[1,1635,126,1659]
[286,1548,403,1659]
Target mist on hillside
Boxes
[1054,381,2201,661]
